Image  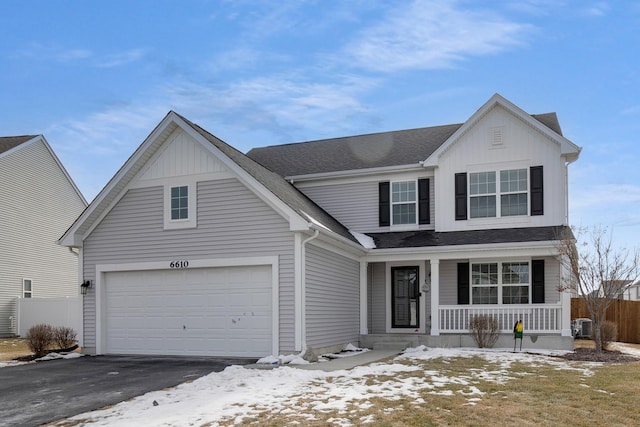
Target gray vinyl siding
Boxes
[0,140,85,336]
[439,261,459,305]
[82,178,295,351]
[541,256,562,304]
[438,258,562,306]
[298,177,435,232]
[305,244,360,348]
[368,262,387,333]
[299,181,377,232]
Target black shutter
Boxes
[418,178,430,225]
[379,181,390,227]
[532,259,545,303]
[530,166,544,216]
[457,262,470,305]
[455,172,467,220]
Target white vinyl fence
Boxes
[15,297,81,337]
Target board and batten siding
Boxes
[436,105,569,232]
[305,244,360,349]
[82,178,296,351]
[0,139,85,336]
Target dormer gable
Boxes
[422,93,581,167]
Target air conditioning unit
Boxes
[572,318,592,338]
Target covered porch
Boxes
[358,244,574,351]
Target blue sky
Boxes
[1,1,639,248]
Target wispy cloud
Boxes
[571,184,640,210]
[17,43,146,68]
[96,49,148,68]
[581,2,610,17]
[344,0,532,72]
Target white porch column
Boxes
[559,255,572,336]
[360,261,369,334]
[430,259,440,336]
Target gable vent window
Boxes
[171,186,189,220]
[490,127,504,146]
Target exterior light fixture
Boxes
[80,280,93,295]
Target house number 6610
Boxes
[170,260,189,269]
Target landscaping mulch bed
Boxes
[556,347,639,363]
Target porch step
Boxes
[372,342,412,351]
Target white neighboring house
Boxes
[59,94,582,358]
[620,281,640,301]
[0,135,87,336]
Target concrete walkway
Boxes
[294,349,402,372]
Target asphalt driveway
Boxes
[0,355,255,426]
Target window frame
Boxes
[469,261,531,305]
[23,278,32,298]
[390,180,418,226]
[164,180,197,230]
[468,168,529,219]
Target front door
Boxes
[391,266,419,328]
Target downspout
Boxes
[299,228,320,352]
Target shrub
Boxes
[53,326,77,350]
[596,321,618,350]
[469,315,499,348]
[26,324,54,357]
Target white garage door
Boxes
[104,265,272,357]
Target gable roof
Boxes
[175,114,359,245]
[423,93,581,167]
[1,134,87,205]
[59,112,360,248]
[0,135,39,155]
[246,95,572,178]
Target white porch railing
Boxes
[438,304,562,333]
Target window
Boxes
[502,262,529,304]
[500,169,528,216]
[164,182,197,230]
[171,186,189,220]
[470,262,530,305]
[469,168,528,218]
[23,279,32,298]
[469,172,496,218]
[391,181,417,225]
[471,263,498,304]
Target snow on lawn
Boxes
[57,346,598,427]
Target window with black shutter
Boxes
[457,262,470,304]
[418,178,430,225]
[532,259,545,303]
[379,181,390,226]
[530,166,544,216]
[455,172,467,220]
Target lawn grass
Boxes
[0,338,31,361]
[215,355,640,426]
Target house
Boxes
[620,281,640,301]
[0,135,87,337]
[59,94,581,357]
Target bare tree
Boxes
[557,226,640,352]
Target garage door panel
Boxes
[104,265,272,357]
